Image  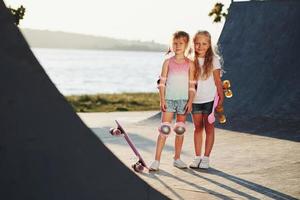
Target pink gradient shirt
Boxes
[165,57,190,100]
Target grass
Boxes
[66,92,160,112]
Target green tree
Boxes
[209,3,228,23]
[8,5,26,26]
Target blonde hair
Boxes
[166,31,192,56]
[193,30,217,80]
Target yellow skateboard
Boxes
[208,80,233,124]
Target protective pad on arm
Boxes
[157,76,167,89]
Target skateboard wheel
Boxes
[225,89,233,98]
[133,163,144,172]
[114,128,122,136]
[219,115,226,124]
[110,128,121,136]
[109,128,115,135]
[216,105,224,113]
[223,80,231,89]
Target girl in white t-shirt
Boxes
[189,30,224,169]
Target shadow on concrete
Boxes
[92,127,189,156]
[144,169,236,200]
[185,168,298,200]
[144,172,186,200]
[142,111,300,142]
[215,117,300,142]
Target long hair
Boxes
[166,31,192,56]
[193,30,215,80]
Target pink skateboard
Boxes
[109,120,148,172]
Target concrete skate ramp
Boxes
[0,2,167,199]
[217,0,300,141]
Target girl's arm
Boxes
[185,61,196,113]
[213,69,224,106]
[157,59,169,111]
[188,61,196,102]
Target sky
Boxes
[4,0,232,45]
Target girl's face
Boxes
[194,35,210,57]
[172,37,187,55]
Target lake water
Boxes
[32,48,166,95]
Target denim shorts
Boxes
[192,101,214,114]
[165,99,188,114]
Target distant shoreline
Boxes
[22,28,168,52]
[31,47,165,53]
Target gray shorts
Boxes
[192,101,214,114]
[165,99,188,114]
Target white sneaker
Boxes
[199,156,210,169]
[149,160,160,171]
[173,159,188,169]
[189,156,201,168]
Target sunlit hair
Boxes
[166,31,192,56]
[193,30,218,80]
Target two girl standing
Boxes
[150,30,223,171]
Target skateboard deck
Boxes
[208,80,232,124]
[109,120,148,172]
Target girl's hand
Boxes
[160,100,167,112]
[213,69,224,108]
[184,101,193,114]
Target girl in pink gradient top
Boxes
[149,31,196,171]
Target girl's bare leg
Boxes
[174,114,187,160]
[203,114,215,157]
[154,112,174,161]
[192,114,204,156]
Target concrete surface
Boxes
[79,111,300,200]
[2,0,300,199]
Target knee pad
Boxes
[174,122,186,136]
[158,122,171,137]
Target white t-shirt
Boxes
[193,56,221,104]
